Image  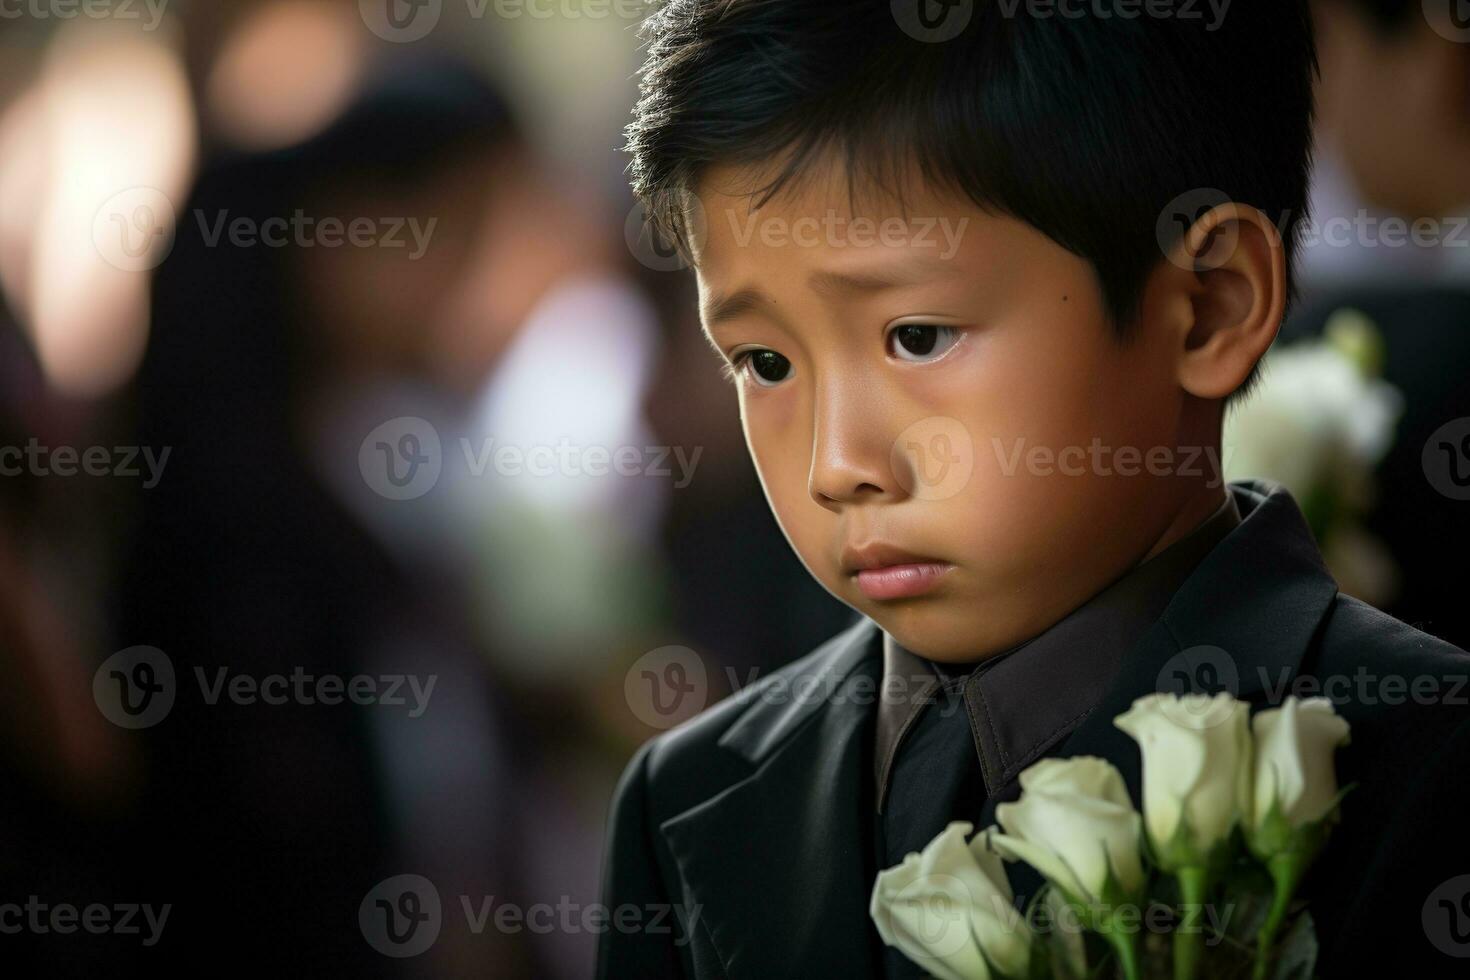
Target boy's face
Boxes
[693,158,1203,661]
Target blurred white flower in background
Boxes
[1224,310,1404,604]
[454,274,668,681]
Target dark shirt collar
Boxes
[874,490,1242,813]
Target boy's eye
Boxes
[738,349,792,387]
[888,324,962,363]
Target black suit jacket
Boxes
[596,480,1470,978]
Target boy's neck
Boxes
[1141,481,1233,564]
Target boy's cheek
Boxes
[742,413,797,493]
[743,424,827,543]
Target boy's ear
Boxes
[1157,203,1286,400]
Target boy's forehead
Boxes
[694,156,962,238]
[690,154,986,291]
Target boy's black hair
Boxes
[626,1,1320,400]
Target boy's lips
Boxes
[842,543,955,601]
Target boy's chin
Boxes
[866,605,1005,665]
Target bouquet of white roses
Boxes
[870,694,1351,980]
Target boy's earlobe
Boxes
[1167,203,1287,401]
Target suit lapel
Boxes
[659,619,884,979]
[979,481,1342,898]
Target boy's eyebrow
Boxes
[702,255,963,328]
[701,287,770,329]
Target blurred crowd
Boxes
[0,2,852,976]
[0,0,1465,976]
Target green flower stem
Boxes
[1173,866,1209,980]
[1253,854,1305,980]
[1103,927,1142,980]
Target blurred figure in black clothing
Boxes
[1282,289,1470,648]
[1287,0,1470,647]
[114,60,541,977]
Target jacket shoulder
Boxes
[626,617,875,817]
[1313,592,1469,676]
[1303,593,1470,733]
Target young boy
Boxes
[598,3,1470,977]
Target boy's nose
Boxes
[807,383,894,509]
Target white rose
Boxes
[1114,693,1250,870]
[870,821,1031,980]
[988,757,1146,904]
[1249,696,1351,837]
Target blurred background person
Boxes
[1266,0,1470,648]
[118,56,551,977]
[1302,0,1470,291]
[0,2,847,976]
